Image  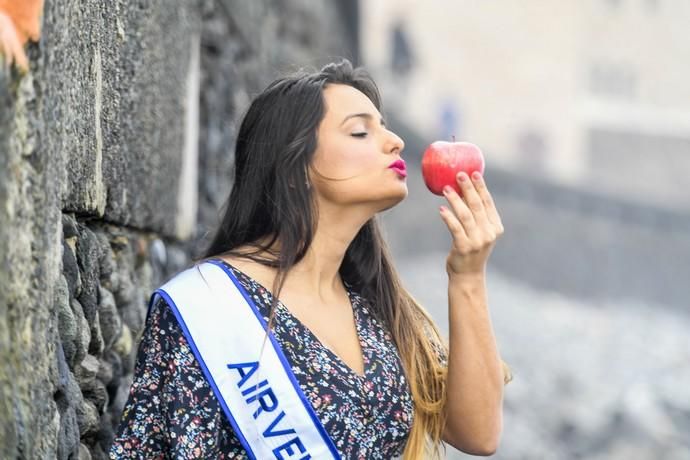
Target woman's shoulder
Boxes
[142,293,180,342]
[211,254,277,290]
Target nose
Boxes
[385,129,405,156]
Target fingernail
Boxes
[458,173,467,182]
[472,171,482,180]
[439,205,447,213]
[443,185,452,194]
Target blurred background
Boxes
[1,1,688,458]
[363,1,690,459]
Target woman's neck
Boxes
[287,205,371,301]
[222,205,374,302]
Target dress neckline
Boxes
[215,259,370,379]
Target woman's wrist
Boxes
[447,268,486,284]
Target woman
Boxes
[110,59,510,459]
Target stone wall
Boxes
[0,1,356,458]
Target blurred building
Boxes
[361,0,690,211]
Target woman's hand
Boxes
[439,171,504,277]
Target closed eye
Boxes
[351,132,368,138]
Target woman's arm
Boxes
[443,273,504,455]
[110,298,171,458]
[437,171,506,455]
[110,297,233,459]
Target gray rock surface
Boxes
[1,1,356,458]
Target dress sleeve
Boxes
[111,295,241,459]
[109,297,173,459]
[430,332,449,368]
[422,320,448,368]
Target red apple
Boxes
[421,141,485,196]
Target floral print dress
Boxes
[109,260,415,459]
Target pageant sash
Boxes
[151,260,340,460]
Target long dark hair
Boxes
[202,60,447,458]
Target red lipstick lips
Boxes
[388,159,407,178]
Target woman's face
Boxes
[310,84,407,212]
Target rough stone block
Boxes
[62,239,81,299]
[56,275,78,365]
[75,354,100,388]
[76,225,101,326]
[73,299,91,369]
[2,1,357,457]
[97,286,122,350]
[77,399,100,437]
[57,406,80,460]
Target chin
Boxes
[376,186,408,212]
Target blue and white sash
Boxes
[150,260,340,460]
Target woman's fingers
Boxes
[441,172,505,252]
[439,205,470,246]
[457,172,491,227]
[442,183,478,238]
[470,172,505,235]
[440,173,504,274]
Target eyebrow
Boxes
[340,112,386,127]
